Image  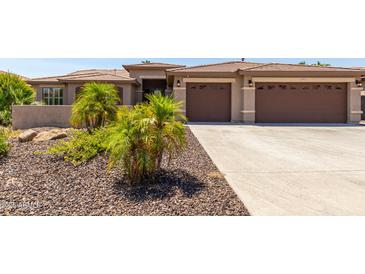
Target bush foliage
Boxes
[0,128,10,157]
[0,73,35,126]
[70,82,120,132]
[44,128,109,166]
[106,93,186,184]
[44,92,186,184]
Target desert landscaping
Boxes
[0,127,249,216]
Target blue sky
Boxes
[1,58,365,78]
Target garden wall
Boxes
[12,105,72,129]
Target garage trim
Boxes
[183,78,236,83]
[252,77,354,83]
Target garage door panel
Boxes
[186,83,231,122]
[256,83,347,123]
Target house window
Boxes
[42,87,64,105]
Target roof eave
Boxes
[58,79,139,85]
[239,70,365,77]
[123,65,185,72]
[166,70,238,77]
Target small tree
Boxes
[70,82,120,133]
[146,92,186,170]
[107,105,156,183]
[0,73,35,125]
[106,94,187,184]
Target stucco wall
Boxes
[12,105,72,129]
[34,82,136,105]
[128,69,167,83]
[348,82,362,123]
[231,76,243,122]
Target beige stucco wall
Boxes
[12,105,72,129]
[128,69,167,83]
[347,82,362,123]
[230,76,242,122]
[33,82,136,106]
[241,76,256,124]
[172,76,186,115]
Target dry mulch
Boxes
[0,128,249,216]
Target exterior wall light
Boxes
[176,80,181,87]
[248,80,253,87]
[355,80,362,87]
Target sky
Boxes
[1,58,365,78]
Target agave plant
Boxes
[0,73,35,125]
[70,82,120,133]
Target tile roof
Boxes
[167,61,365,73]
[28,69,136,83]
[123,62,185,71]
[58,69,135,81]
[66,69,131,78]
[167,61,263,73]
[242,63,364,72]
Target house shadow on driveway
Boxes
[113,169,205,202]
[188,122,363,127]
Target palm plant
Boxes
[146,92,186,170]
[70,82,120,133]
[106,105,156,184]
[0,73,35,125]
[106,93,187,184]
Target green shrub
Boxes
[70,82,120,132]
[43,128,109,166]
[0,129,10,157]
[106,93,186,184]
[0,73,35,126]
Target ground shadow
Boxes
[113,169,205,202]
[187,122,363,128]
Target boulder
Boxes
[18,129,38,142]
[33,129,67,142]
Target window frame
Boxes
[42,87,64,105]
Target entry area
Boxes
[142,79,167,101]
[186,83,231,122]
[255,83,347,123]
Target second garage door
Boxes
[255,83,347,123]
[186,83,231,122]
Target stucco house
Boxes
[26,63,185,106]
[11,61,365,129]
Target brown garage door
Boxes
[256,83,347,123]
[186,83,231,122]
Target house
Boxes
[12,61,365,129]
[26,63,185,106]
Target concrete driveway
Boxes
[189,124,365,215]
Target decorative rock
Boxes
[18,129,38,142]
[33,129,67,142]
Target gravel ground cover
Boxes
[0,128,249,216]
